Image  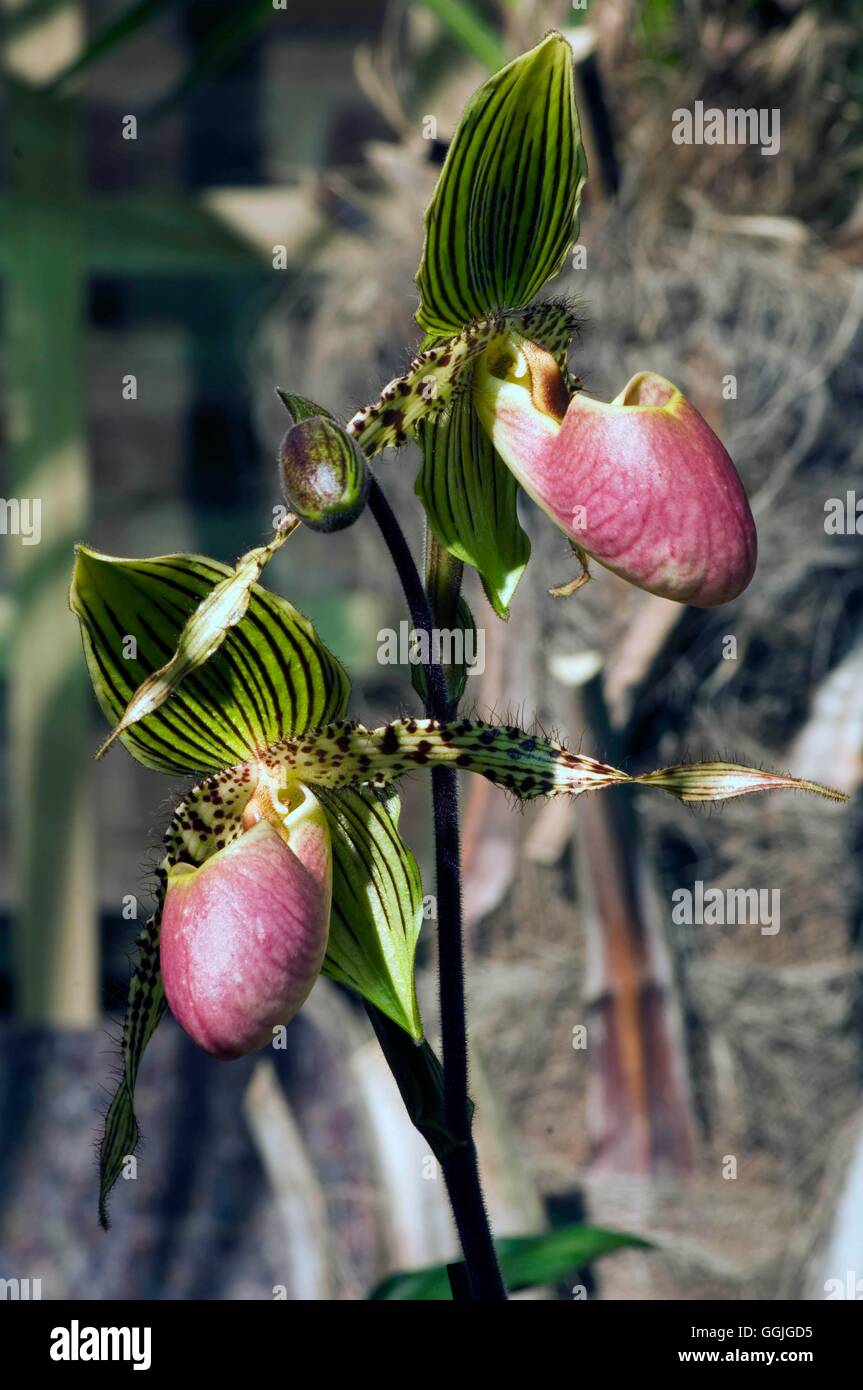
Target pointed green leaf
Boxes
[317,787,425,1041]
[415,32,587,336]
[412,0,506,71]
[71,547,350,774]
[46,0,178,92]
[417,396,529,618]
[370,1223,652,1299]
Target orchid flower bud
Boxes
[160,781,332,1059]
[474,341,757,606]
[279,415,369,532]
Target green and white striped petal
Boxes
[317,786,425,1041]
[415,32,587,336]
[346,300,579,616]
[70,547,350,774]
[416,396,529,619]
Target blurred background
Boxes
[1,0,862,1300]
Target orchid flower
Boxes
[473,342,757,605]
[343,32,756,614]
[70,542,842,1225]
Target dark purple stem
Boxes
[367,475,506,1302]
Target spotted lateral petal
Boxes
[347,303,578,462]
[347,316,503,456]
[99,889,167,1228]
[415,31,586,336]
[71,547,350,774]
[259,719,846,806]
[263,718,629,799]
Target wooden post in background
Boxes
[5,5,98,1025]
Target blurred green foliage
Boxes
[370,1224,653,1299]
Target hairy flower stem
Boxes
[368,475,506,1301]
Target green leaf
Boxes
[45,0,178,91]
[416,395,529,618]
[412,0,506,71]
[370,1224,652,1299]
[3,0,83,40]
[415,32,587,336]
[45,0,275,118]
[149,0,274,117]
[93,194,265,273]
[0,191,267,277]
[70,547,350,774]
[317,787,425,1041]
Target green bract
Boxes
[371,1224,652,1300]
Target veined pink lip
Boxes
[160,782,332,1060]
[475,348,757,607]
